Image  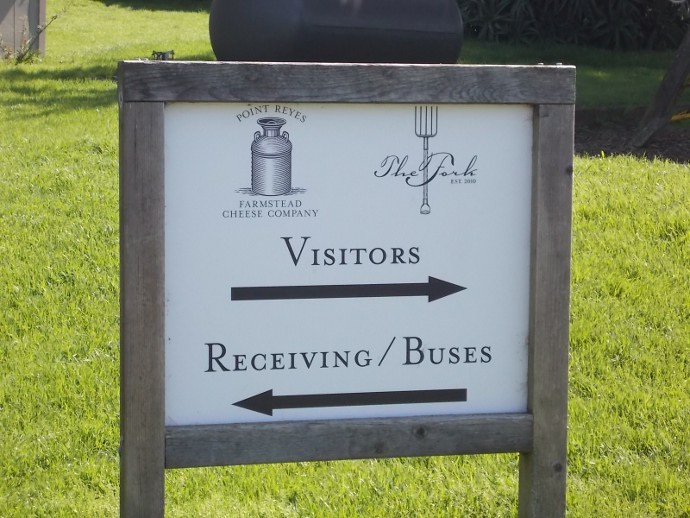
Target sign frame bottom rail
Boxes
[165,413,533,469]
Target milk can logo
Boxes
[248,117,294,196]
[223,105,317,220]
[373,106,479,214]
[235,115,306,197]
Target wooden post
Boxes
[119,100,166,517]
[36,0,46,56]
[0,0,46,56]
[633,27,690,147]
[518,104,573,518]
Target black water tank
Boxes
[209,0,463,64]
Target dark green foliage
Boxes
[459,0,690,50]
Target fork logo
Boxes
[373,107,479,215]
[415,105,438,214]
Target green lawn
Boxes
[1,0,688,516]
[460,40,690,109]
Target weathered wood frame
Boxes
[119,61,574,518]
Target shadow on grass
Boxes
[575,108,690,163]
[1,65,118,118]
[1,53,217,119]
[99,0,211,12]
[2,63,117,82]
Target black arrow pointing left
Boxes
[233,388,468,416]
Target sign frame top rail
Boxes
[118,61,575,105]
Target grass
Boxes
[1,0,689,515]
[460,40,690,109]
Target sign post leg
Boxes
[518,104,573,517]
[119,100,166,517]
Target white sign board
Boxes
[164,102,533,425]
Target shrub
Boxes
[458,0,690,50]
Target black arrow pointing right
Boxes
[231,276,466,303]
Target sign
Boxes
[163,102,533,425]
[119,62,574,517]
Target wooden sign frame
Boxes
[119,61,574,517]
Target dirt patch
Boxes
[576,108,690,163]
